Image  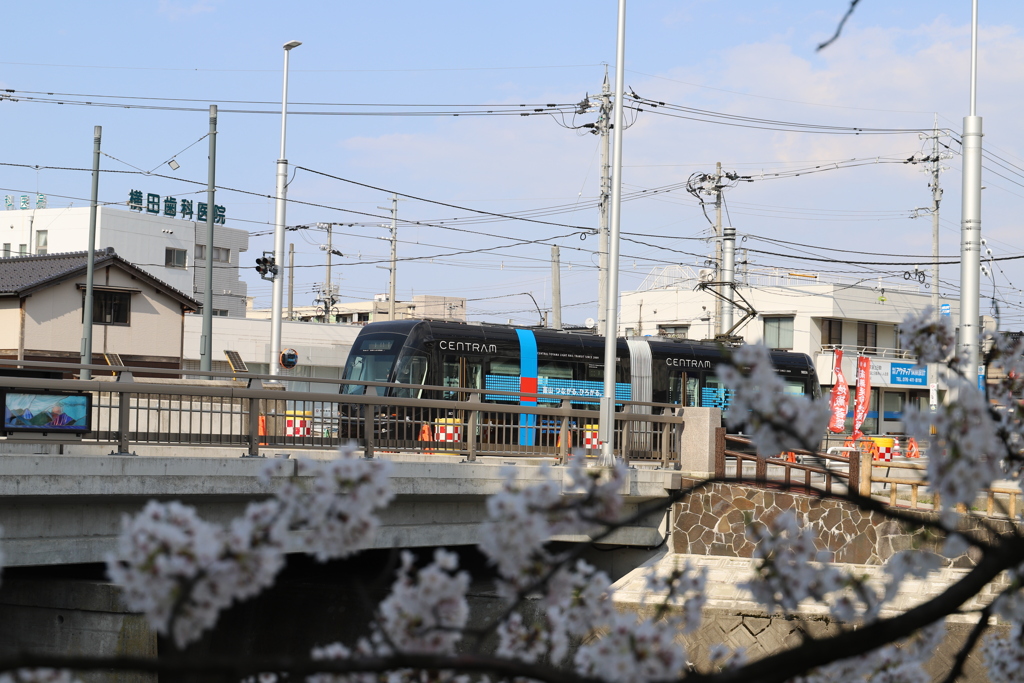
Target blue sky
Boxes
[3,1,1024,327]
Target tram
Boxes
[340,320,820,432]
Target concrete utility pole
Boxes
[714,161,724,335]
[377,194,399,320]
[597,67,611,332]
[389,194,398,321]
[551,245,562,329]
[288,243,294,321]
[599,0,627,466]
[81,126,101,379]
[324,222,334,318]
[200,105,218,372]
[721,226,735,333]
[959,0,982,386]
[928,118,943,321]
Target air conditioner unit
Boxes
[698,268,714,282]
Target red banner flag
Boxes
[828,349,848,433]
[852,356,872,440]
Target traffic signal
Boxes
[255,252,277,280]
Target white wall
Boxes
[1,207,247,314]
[182,316,360,372]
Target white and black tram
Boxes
[340,319,820,447]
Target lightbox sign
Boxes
[890,363,927,386]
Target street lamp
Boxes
[270,39,301,376]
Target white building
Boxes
[0,206,249,317]
[619,266,973,435]
[182,316,360,390]
[247,294,467,324]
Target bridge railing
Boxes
[0,359,687,466]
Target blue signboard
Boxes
[890,363,927,386]
[940,303,951,317]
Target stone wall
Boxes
[670,479,1014,568]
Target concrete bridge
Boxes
[0,448,683,567]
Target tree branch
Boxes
[817,0,862,51]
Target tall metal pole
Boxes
[597,67,611,331]
[200,105,218,372]
[959,0,982,386]
[270,40,301,376]
[80,126,101,380]
[551,245,562,330]
[599,0,627,466]
[288,243,294,320]
[389,193,398,321]
[721,226,735,333]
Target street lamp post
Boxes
[270,39,301,376]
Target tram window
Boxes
[393,354,429,398]
[342,353,395,394]
[670,373,696,405]
[586,364,604,382]
[701,377,733,410]
[443,359,460,399]
[783,380,806,396]
[489,358,520,376]
[538,361,573,380]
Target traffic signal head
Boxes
[255,253,277,280]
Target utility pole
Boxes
[714,161,724,335]
[597,67,611,331]
[288,243,294,321]
[551,245,562,329]
[200,104,217,372]
[721,226,735,333]
[960,0,982,386]
[928,118,943,321]
[389,194,397,321]
[81,126,101,380]
[599,0,627,467]
[324,222,333,319]
[377,194,399,321]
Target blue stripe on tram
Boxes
[515,329,538,446]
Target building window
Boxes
[857,322,878,354]
[821,318,842,347]
[658,324,689,339]
[165,247,187,269]
[35,231,47,255]
[214,309,229,317]
[358,312,370,322]
[764,316,794,349]
[195,245,230,262]
[3,244,10,258]
[85,291,131,325]
[18,244,27,256]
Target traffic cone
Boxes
[417,423,434,453]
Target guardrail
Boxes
[717,434,1023,518]
[0,359,686,466]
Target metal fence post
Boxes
[558,399,570,465]
[466,394,480,462]
[245,378,262,457]
[363,386,377,459]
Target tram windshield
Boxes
[341,333,406,395]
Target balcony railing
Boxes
[819,343,915,360]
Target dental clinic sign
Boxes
[128,190,225,224]
[889,363,927,387]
